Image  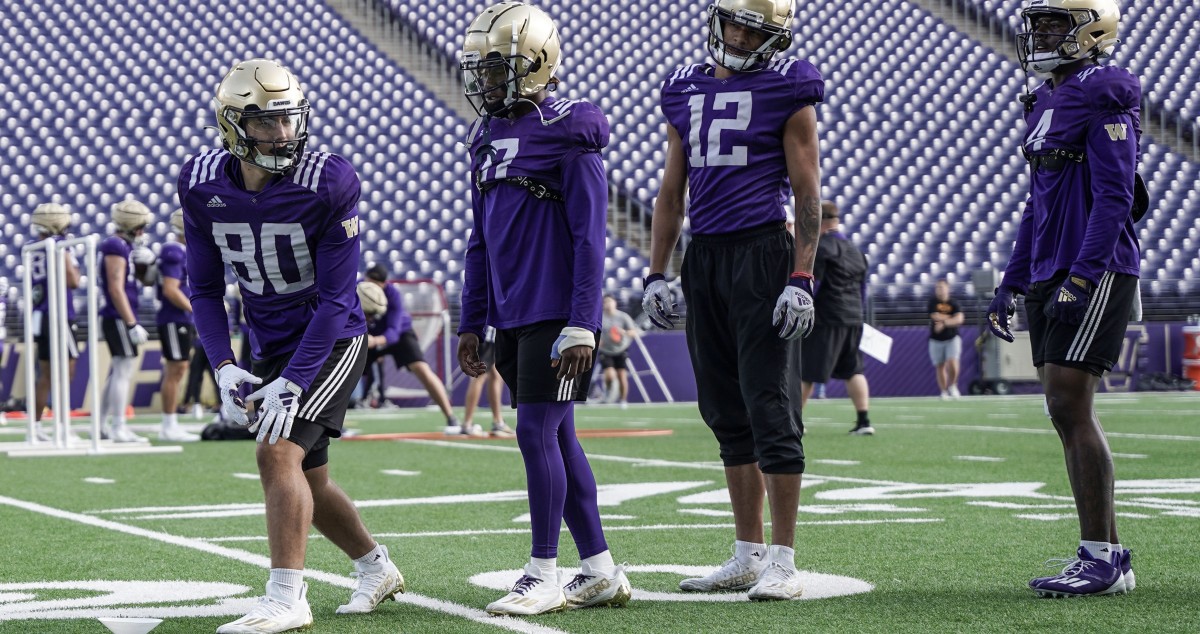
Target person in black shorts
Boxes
[988,1,1141,596]
[800,202,873,435]
[358,263,461,434]
[28,203,81,442]
[155,210,199,441]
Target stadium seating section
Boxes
[0,0,1195,329]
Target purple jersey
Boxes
[459,96,609,336]
[155,241,191,325]
[178,150,367,390]
[366,282,412,344]
[1005,64,1141,290]
[30,237,77,321]
[660,59,824,235]
[98,235,138,320]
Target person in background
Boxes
[598,295,639,407]
[156,209,200,441]
[462,326,515,437]
[928,279,964,399]
[28,202,81,442]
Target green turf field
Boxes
[1,393,1198,633]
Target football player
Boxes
[28,202,81,442]
[98,199,155,443]
[457,2,631,616]
[989,0,1139,598]
[154,210,199,442]
[179,58,403,633]
[357,263,462,433]
[642,0,822,601]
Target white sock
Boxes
[267,568,304,604]
[581,550,616,576]
[162,413,177,428]
[530,556,557,581]
[353,543,388,571]
[735,540,766,563]
[1080,540,1114,562]
[767,544,796,570]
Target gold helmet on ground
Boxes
[707,0,794,71]
[1017,0,1120,73]
[213,58,310,173]
[460,2,561,117]
[32,203,71,237]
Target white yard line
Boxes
[0,495,569,634]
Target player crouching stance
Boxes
[180,58,403,633]
[457,2,631,616]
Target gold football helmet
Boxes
[111,199,151,235]
[460,2,561,117]
[1017,0,1120,73]
[213,58,310,173]
[356,280,389,317]
[707,0,794,71]
[170,209,185,235]
[31,203,71,237]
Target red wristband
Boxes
[790,272,814,280]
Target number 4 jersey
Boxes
[660,59,824,236]
[177,150,367,389]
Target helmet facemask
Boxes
[461,50,552,118]
[707,4,793,72]
[220,104,310,174]
[1017,6,1114,73]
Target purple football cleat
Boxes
[1118,549,1135,592]
[1029,547,1126,598]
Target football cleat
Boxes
[490,421,515,438]
[217,583,313,633]
[336,551,405,614]
[564,562,632,610]
[443,424,463,436]
[849,425,875,436]
[461,423,488,438]
[679,550,765,592]
[1119,549,1135,592]
[1029,547,1126,598]
[111,425,146,443]
[747,562,804,601]
[485,563,567,616]
[159,427,201,442]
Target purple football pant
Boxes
[516,401,608,559]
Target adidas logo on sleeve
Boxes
[207,195,226,208]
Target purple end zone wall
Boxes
[0,323,1190,408]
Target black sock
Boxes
[856,411,870,427]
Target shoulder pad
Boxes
[180,149,228,192]
[768,57,825,104]
[548,99,610,151]
[663,64,704,89]
[1076,65,1140,111]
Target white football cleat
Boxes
[217,583,313,633]
[747,562,804,601]
[159,427,201,442]
[564,562,632,609]
[336,554,405,614]
[679,551,765,591]
[485,563,567,616]
[111,425,146,443]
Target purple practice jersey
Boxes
[660,59,824,235]
[459,96,609,336]
[177,150,367,390]
[156,241,191,325]
[30,237,77,321]
[97,235,138,320]
[1005,64,1142,290]
[366,282,412,345]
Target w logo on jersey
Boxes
[1104,123,1128,141]
[341,217,359,238]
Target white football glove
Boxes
[127,323,149,345]
[130,246,156,266]
[641,274,678,330]
[246,377,304,445]
[773,278,816,340]
[216,363,263,426]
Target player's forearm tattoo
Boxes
[795,194,820,268]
